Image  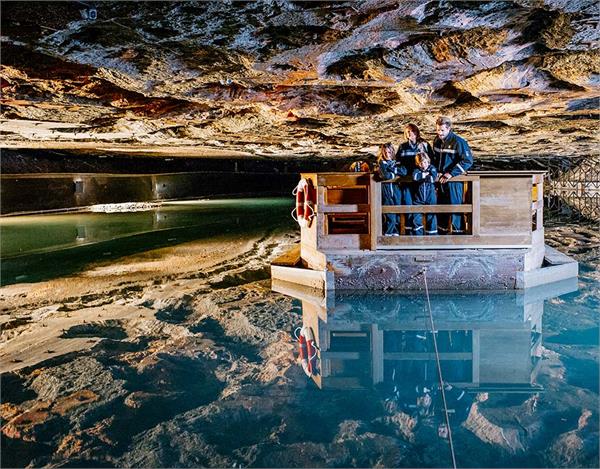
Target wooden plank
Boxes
[271,244,301,267]
[319,233,368,250]
[382,204,472,214]
[317,174,370,187]
[544,245,579,266]
[271,265,328,291]
[369,175,380,250]
[471,178,481,236]
[470,171,547,176]
[536,180,544,229]
[300,243,327,270]
[376,234,532,248]
[479,177,531,236]
[325,187,369,205]
[319,204,371,213]
[325,185,368,190]
[387,175,479,184]
[301,212,318,249]
[271,279,327,307]
[517,262,578,289]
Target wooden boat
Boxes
[271,171,578,291]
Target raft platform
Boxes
[271,171,578,291]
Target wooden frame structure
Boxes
[272,170,577,290]
[301,171,546,251]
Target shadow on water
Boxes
[0,198,294,285]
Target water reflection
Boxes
[275,279,579,438]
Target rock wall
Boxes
[1,1,598,160]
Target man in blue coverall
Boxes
[432,117,474,234]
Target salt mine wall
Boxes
[0,172,299,215]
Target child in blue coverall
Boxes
[377,143,405,236]
[412,152,438,235]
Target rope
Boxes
[422,269,458,469]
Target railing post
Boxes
[537,176,544,229]
[369,174,380,250]
[471,177,480,236]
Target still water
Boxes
[0,200,598,467]
[0,198,294,284]
[271,278,599,468]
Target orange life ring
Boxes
[292,179,316,228]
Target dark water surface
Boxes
[0,198,294,285]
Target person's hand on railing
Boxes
[439,173,453,184]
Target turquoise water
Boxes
[273,276,599,468]
[0,198,294,284]
[0,200,597,467]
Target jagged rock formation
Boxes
[1,0,598,159]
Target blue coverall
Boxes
[396,140,433,231]
[432,131,473,233]
[378,159,403,235]
[412,165,438,235]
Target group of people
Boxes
[375,117,474,236]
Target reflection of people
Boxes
[432,117,473,234]
[377,143,403,236]
[349,160,370,172]
[396,124,433,232]
[386,366,473,438]
[412,152,439,236]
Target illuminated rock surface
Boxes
[1,1,598,159]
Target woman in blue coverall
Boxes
[397,124,434,232]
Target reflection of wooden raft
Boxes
[271,172,579,291]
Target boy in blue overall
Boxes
[377,143,403,236]
[412,152,438,235]
[432,117,473,234]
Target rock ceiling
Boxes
[1,0,599,160]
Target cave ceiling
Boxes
[1,0,599,160]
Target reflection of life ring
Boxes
[294,326,318,377]
[291,179,316,228]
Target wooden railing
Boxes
[372,175,479,249]
[301,171,545,251]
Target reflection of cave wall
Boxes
[0,172,298,215]
[1,149,353,215]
